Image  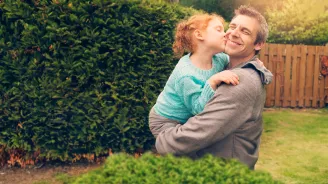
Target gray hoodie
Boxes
[149,56,273,169]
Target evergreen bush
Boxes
[266,0,328,45]
[0,0,197,162]
[69,153,282,184]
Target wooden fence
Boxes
[258,43,328,108]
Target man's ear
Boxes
[255,42,264,52]
[194,29,204,41]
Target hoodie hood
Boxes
[234,56,273,85]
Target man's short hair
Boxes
[233,5,269,46]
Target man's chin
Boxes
[224,47,235,55]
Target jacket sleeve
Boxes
[155,69,261,155]
[175,76,215,115]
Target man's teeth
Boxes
[230,41,240,45]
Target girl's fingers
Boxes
[222,78,231,84]
[229,77,239,85]
[233,75,239,82]
[230,76,239,84]
[229,78,236,85]
[234,78,239,85]
[230,78,239,85]
[232,74,239,81]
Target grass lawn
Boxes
[2,109,327,184]
[256,109,328,184]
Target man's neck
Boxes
[228,54,256,69]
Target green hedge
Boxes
[0,0,197,161]
[266,0,328,45]
[179,0,234,20]
[66,153,282,184]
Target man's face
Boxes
[224,15,263,58]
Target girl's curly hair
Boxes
[172,13,225,58]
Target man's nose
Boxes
[230,28,239,37]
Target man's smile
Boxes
[227,39,242,46]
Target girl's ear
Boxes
[194,29,204,41]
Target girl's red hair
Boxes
[172,13,225,58]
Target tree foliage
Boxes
[266,0,328,45]
[178,0,285,20]
[179,0,234,19]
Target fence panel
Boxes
[259,43,328,108]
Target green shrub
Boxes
[266,0,328,45]
[69,153,282,184]
[0,0,198,161]
[179,0,234,20]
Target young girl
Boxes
[149,13,239,135]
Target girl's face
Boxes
[202,18,226,53]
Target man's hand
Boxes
[208,70,239,89]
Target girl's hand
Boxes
[208,70,239,89]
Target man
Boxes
[149,5,273,169]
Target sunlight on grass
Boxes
[257,109,328,184]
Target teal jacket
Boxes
[154,53,229,123]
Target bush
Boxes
[266,0,328,45]
[0,0,198,163]
[69,153,282,184]
[179,0,234,20]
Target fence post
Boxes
[283,45,292,107]
[323,46,328,106]
[291,45,299,107]
[263,44,272,107]
[313,46,322,107]
[298,46,307,107]
[268,44,277,107]
[305,46,315,107]
[274,44,283,107]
